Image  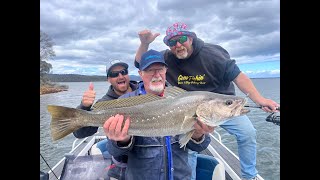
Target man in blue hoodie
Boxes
[134,22,279,180]
[103,49,213,180]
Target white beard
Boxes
[150,85,164,93]
[175,47,188,59]
[149,77,164,93]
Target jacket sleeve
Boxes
[134,59,140,68]
[224,59,241,82]
[106,137,135,157]
[72,103,98,138]
[186,134,211,152]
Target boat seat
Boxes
[196,154,225,180]
[90,143,103,155]
[90,139,112,159]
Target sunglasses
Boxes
[108,69,128,78]
[168,35,188,47]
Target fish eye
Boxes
[225,100,233,105]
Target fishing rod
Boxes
[244,105,280,111]
[244,105,280,126]
[40,153,59,179]
[266,112,280,126]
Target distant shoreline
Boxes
[44,74,142,82]
[40,84,68,95]
[250,77,280,79]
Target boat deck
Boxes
[48,137,95,180]
[47,132,263,180]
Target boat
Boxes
[40,131,260,180]
[41,112,279,180]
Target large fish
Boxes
[47,86,249,147]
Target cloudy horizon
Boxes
[40,0,280,78]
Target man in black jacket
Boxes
[73,61,138,180]
[134,22,279,180]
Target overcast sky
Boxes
[40,0,280,78]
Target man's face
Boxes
[139,63,167,95]
[107,65,130,95]
[168,35,193,59]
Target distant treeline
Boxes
[45,74,141,82]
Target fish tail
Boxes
[47,105,83,141]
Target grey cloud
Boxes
[41,0,279,76]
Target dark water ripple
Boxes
[40,79,279,180]
[40,82,109,172]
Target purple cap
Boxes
[163,22,197,46]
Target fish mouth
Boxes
[240,108,250,114]
[232,99,249,115]
[240,99,250,114]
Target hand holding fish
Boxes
[81,82,96,107]
[138,30,160,45]
[103,114,131,143]
[192,119,215,141]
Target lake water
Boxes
[40,78,280,180]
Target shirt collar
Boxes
[138,82,164,97]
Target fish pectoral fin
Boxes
[179,130,195,149]
[181,116,196,131]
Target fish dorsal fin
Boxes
[164,86,186,98]
[92,94,163,111]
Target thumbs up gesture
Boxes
[81,82,96,107]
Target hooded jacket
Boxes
[135,38,241,95]
[163,38,241,95]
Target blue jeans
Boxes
[96,139,111,159]
[220,115,257,179]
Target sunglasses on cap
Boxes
[168,35,188,47]
[108,69,128,78]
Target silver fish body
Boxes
[48,86,249,146]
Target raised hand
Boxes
[81,82,96,107]
[138,29,160,45]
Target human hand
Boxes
[81,82,96,107]
[103,114,131,143]
[257,98,280,113]
[192,118,214,140]
[138,30,160,45]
